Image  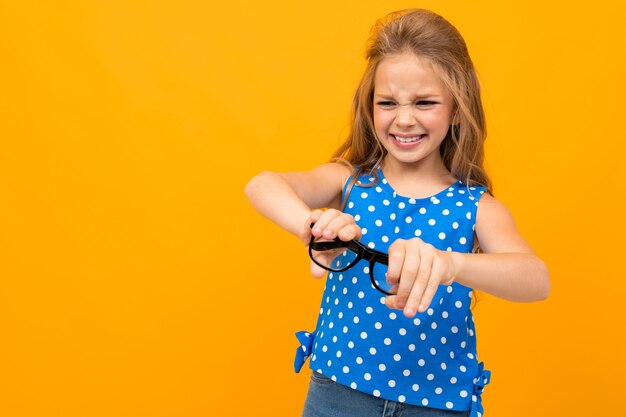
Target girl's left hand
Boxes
[385,238,458,318]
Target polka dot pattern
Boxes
[300,170,488,413]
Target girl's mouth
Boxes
[392,134,426,144]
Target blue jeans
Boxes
[302,372,469,417]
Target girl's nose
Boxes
[395,104,416,126]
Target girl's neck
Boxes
[381,156,457,199]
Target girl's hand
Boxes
[384,238,458,318]
[303,209,362,278]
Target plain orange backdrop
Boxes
[1,1,624,416]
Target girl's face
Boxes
[373,52,454,173]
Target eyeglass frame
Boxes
[308,225,392,295]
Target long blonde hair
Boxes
[333,9,493,194]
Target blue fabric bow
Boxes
[294,330,315,373]
[469,362,491,417]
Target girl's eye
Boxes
[416,100,436,106]
[377,101,396,107]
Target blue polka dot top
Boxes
[294,170,491,416]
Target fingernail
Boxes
[405,308,415,317]
[418,304,425,312]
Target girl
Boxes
[245,8,549,417]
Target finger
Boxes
[400,247,433,317]
[321,212,355,240]
[394,246,421,310]
[310,260,327,279]
[386,241,406,289]
[311,210,343,239]
[416,255,446,314]
[337,222,361,242]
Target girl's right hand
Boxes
[304,209,361,278]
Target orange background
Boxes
[1,1,624,416]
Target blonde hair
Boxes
[333,9,493,194]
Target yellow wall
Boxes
[1,1,624,415]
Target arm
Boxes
[387,193,550,318]
[451,193,550,302]
[244,163,356,244]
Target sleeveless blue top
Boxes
[295,170,491,416]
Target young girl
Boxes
[245,9,549,417]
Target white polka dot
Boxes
[333,336,338,343]
[398,202,406,209]
[368,242,375,249]
[403,369,411,376]
[442,311,449,318]
[439,232,446,239]
[431,322,437,330]
[452,222,459,229]
[348,202,354,209]
[373,390,381,397]
[348,341,354,348]
[379,364,386,371]
[364,373,371,380]
[441,337,447,344]
[460,365,467,373]
[441,362,447,370]
[467,353,475,359]
[398,395,406,403]
[363,266,370,274]
[420,333,427,340]
[446,402,454,409]
[393,354,401,361]
[427,374,434,381]
[466,212,472,219]
[375,219,382,226]
[384,338,392,345]
[412,384,420,391]
[408,344,416,351]
[352,277,358,284]
[399,328,407,336]
[414,229,422,237]
[351,382,357,389]
[413,318,421,326]
[356,357,363,364]
[428,219,436,225]
[369,347,377,355]
[388,380,396,387]
[366,307,374,314]
[327,360,332,366]
[360,332,368,339]
[430,348,437,355]
[427,308,434,316]
[343,326,348,333]
[374,322,382,329]
[376,187,382,193]
[361,192,368,199]
[322,345,328,352]
[343,366,350,373]
[394,226,400,233]
[442,209,450,215]
[459,237,467,244]
[418,359,425,366]
[389,213,396,220]
[405,216,412,223]
[455,301,463,308]
[382,236,389,243]
[456,202,463,207]
[361,228,368,235]
[435,388,443,394]
[389,312,397,320]
[422,399,429,406]
[368,205,375,212]
[419,207,427,214]
[451,326,459,333]
[450,377,457,384]
[354,215,360,221]
[353,316,360,324]
[383,199,390,206]
[460,390,468,398]
[358,291,365,299]
[409,198,416,204]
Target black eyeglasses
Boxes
[308,225,395,295]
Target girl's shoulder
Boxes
[475,193,536,254]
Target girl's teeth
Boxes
[394,135,424,143]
